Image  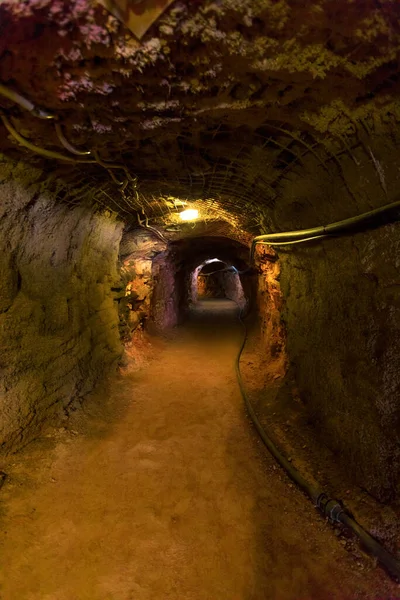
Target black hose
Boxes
[235,306,400,581]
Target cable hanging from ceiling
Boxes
[0,82,137,192]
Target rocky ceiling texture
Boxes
[0,0,400,234]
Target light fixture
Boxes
[179,208,199,221]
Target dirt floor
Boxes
[0,300,398,600]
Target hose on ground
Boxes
[235,306,400,581]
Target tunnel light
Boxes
[179,208,199,221]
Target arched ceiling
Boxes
[1,0,400,235]
[170,235,251,272]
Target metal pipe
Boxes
[0,83,55,120]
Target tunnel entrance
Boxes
[116,232,284,379]
[196,259,228,300]
[117,234,256,332]
[190,258,246,309]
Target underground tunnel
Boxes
[0,1,400,598]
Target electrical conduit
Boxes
[252,198,400,256]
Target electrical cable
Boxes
[136,214,168,244]
[201,266,252,277]
[54,122,91,156]
[93,150,135,181]
[0,113,96,164]
[141,224,168,244]
[259,234,328,247]
[0,83,136,187]
[251,199,400,257]
[201,266,232,277]
[234,305,400,581]
[0,83,55,119]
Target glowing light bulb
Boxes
[179,209,199,221]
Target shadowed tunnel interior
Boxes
[1,1,400,598]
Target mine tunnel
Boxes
[1,1,400,598]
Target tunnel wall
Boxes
[280,228,400,502]
[150,249,183,330]
[272,141,400,501]
[223,271,247,308]
[197,272,224,298]
[0,159,123,453]
[119,229,166,339]
[256,246,286,371]
[197,270,246,308]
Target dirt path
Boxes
[0,300,396,600]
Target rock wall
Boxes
[197,270,246,308]
[150,249,183,331]
[197,272,226,299]
[279,227,400,502]
[222,271,247,308]
[270,140,400,502]
[0,158,123,453]
[255,245,286,372]
[119,229,166,339]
